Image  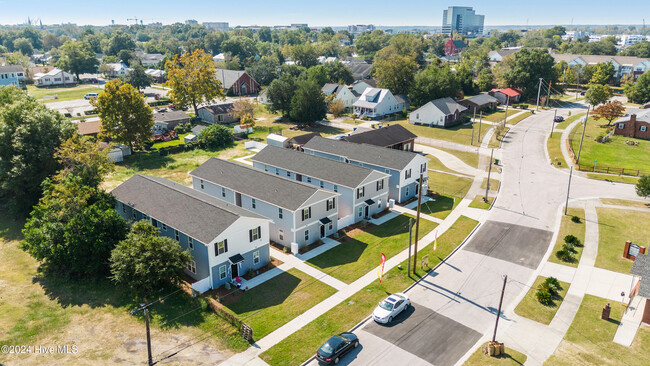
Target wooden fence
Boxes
[566,134,648,176]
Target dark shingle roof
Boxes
[303,136,423,171]
[0,65,25,73]
[191,158,336,211]
[215,69,255,89]
[427,97,467,115]
[252,145,388,189]
[191,125,207,135]
[289,132,321,146]
[462,93,498,106]
[111,175,266,243]
[322,83,340,95]
[153,109,190,123]
[342,124,416,147]
[200,103,234,115]
[631,254,650,298]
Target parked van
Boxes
[84,93,99,100]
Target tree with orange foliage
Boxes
[592,100,625,126]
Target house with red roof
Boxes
[489,88,522,105]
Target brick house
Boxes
[444,35,467,57]
[215,69,259,96]
[613,109,650,140]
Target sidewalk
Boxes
[415,144,482,177]
[613,295,645,346]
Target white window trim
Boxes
[253,250,260,264]
[219,265,227,280]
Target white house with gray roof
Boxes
[111,174,271,293]
[322,83,359,109]
[353,88,409,118]
[251,145,390,227]
[302,136,429,203]
[410,97,468,127]
[191,158,340,250]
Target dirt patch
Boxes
[337,222,377,243]
[243,257,283,280]
[298,239,325,254]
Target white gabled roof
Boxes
[353,88,393,109]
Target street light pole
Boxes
[412,174,424,276]
[551,109,557,135]
[565,167,573,215]
[492,275,508,343]
[536,78,543,111]
[478,111,483,143]
[485,149,494,202]
[407,218,414,276]
[503,96,510,127]
[576,106,591,166]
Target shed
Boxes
[184,134,197,143]
[266,133,289,148]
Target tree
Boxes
[0,90,76,215]
[232,99,256,120]
[13,37,34,56]
[106,30,136,56]
[306,65,329,87]
[204,31,228,54]
[54,135,114,188]
[592,101,625,126]
[110,221,191,296]
[621,41,650,58]
[198,124,233,149]
[246,55,279,86]
[165,49,225,115]
[22,176,128,278]
[322,61,354,85]
[221,36,257,61]
[636,175,650,199]
[589,62,615,85]
[625,72,650,104]
[56,41,99,82]
[267,74,296,117]
[372,51,417,95]
[585,83,613,106]
[123,63,153,91]
[329,99,345,116]
[355,30,390,57]
[477,68,495,91]
[290,80,327,125]
[409,65,460,107]
[92,80,154,150]
[503,49,555,99]
[290,43,318,67]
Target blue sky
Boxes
[1,1,647,27]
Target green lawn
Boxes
[394,119,478,146]
[224,268,336,340]
[587,173,640,184]
[427,154,459,174]
[306,215,437,284]
[600,198,650,209]
[548,208,586,267]
[420,194,459,219]
[428,171,473,199]
[481,177,500,191]
[544,295,650,366]
[507,111,533,125]
[102,141,252,191]
[469,195,493,210]
[547,132,569,168]
[28,84,104,103]
[514,276,570,325]
[0,215,246,365]
[482,109,507,122]
[595,208,650,274]
[261,216,478,366]
[152,133,192,148]
[555,113,586,130]
[281,125,347,138]
[569,117,650,172]
[464,342,527,366]
[431,146,481,168]
[488,127,510,149]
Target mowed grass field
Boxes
[27,84,104,102]
[595,208,650,274]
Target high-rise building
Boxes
[203,22,229,31]
[348,24,375,33]
[442,6,484,37]
[185,19,198,25]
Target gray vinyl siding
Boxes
[210,246,270,289]
[193,176,332,249]
[115,201,209,281]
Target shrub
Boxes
[563,241,577,254]
[571,215,581,223]
[564,234,579,244]
[556,248,574,262]
[536,289,553,306]
[174,123,192,134]
[544,277,560,294]
[596,134,605,143]
[198,124,234,150]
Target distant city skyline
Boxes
[0,1,648,27]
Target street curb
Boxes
[300,219,483,366]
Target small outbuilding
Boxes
[266,133,289,148]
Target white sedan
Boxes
[372,293,410,324]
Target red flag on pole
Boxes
[378,253,386,283]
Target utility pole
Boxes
[565,167,573,215]
[576,106,590,165]
[576,70,581,101]
[471,109,476,145]
[412,173,424,276]
[407,218,414,276]
[131,304,154,366]
[485,149,494,202]
[546,81,552,109]
[478,111,483,143]
[503,96,510,127]
[551,109,557,135]
[492,275,508,343]
[536,78,543,111]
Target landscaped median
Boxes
[506,111,533,125]
[547,132,569,168]
[306,215,437,284]
[544,295,650,365]
[260,216,479,366]
[464,342,527,365]
[514,276,569,325]
[587,173,640,184]
[222,268,337,340]
[548,208,586,268]
[469,195,494,210]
